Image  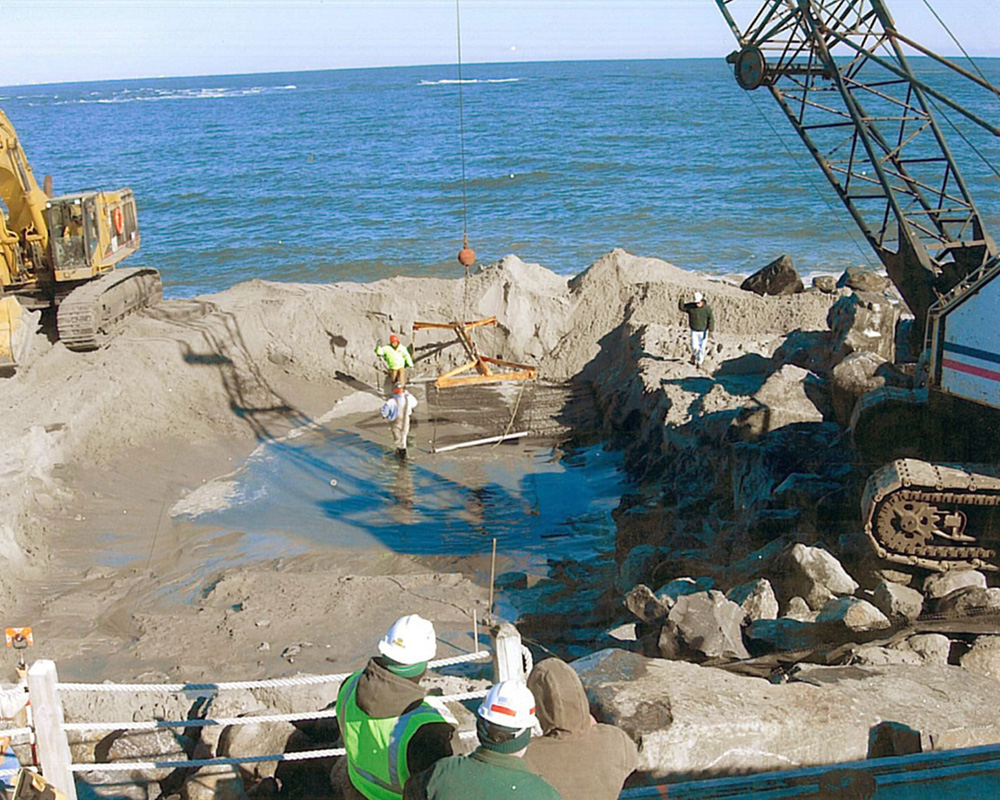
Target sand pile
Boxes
[0,249,838,679]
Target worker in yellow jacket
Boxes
[375,334,414,386]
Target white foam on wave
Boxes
[419,77,521,86]
[56,84,296,105]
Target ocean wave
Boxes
[52,85,296,105]
[419,78,521,86]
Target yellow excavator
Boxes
[0,106,161,368]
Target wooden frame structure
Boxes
[412,316,538,388]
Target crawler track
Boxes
[57,267,162,350]
[863,459,1000,571]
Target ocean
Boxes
[2,58,999,298]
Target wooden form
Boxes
[412,316,538,388]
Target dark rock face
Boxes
[838,266,891,293]
[741,254,804,296]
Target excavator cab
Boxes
[43,190,139,281]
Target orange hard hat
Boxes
[389,334,400,345]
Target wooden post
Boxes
[27,660,77,800]
[490,623,525,684]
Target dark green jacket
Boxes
[403,747,561,800]
[678,299,715,332]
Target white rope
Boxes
[521,644,533,677]
[71,730,480,775]
[62,690,489,734]
[58,650,490,694]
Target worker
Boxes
[678,291,715,367]
[375,334,414,386]
[333,614,459,800]
[523,658,638,800]
[403,681,561,800]
[381,383,418,459]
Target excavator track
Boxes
[863,459,1000,571]
[56,267,162,351]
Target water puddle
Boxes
[177,424,630,564]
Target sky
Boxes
[0,0,997,87]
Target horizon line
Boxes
[4,52,999,92]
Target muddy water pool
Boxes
[178,424,629,564]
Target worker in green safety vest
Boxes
[375,334,414,386]
[333,614,459,800]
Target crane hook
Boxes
[458,233,476,267]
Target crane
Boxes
[716,0,1000,571]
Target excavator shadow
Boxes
[142,301,313,444]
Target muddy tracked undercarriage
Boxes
[863,460,1000,572]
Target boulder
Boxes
[872,581,924,624]
[740,254,804,296]
[812,275,838,294]
[904,634,951,666]
[625,584,673,624]
[815,597,891,634]
[731,365,826,441]
[785,596,818,622]
[960,636,1000,684]
[838,266,891,293]
[831,351,888,426]
[657,590,750,662]
[183,761,249,800]
[655,576,715,603]
[827,291,899,363]
[867,721,922,758]
[936,586,1000,616]
[772,543,860,611]
[217,715,297,782]
[726,579,779,623]
[616,545,660,594]
[852,645,923,666]
[924,569,987,600]
[745,616,824,652]
[573,648,1000,778]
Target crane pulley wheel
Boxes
[730,46,768,91]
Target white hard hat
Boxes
[477,680,538,730]
[694,291,704,303]
[378,614,437,665]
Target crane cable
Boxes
[455,0,477,323]
[917,0,1000,180]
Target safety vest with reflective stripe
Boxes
[338,670,453,800]
[375,343,413,370]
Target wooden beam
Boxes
[435,368,537,388]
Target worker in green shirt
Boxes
[404,681,561,800]
[375,333,414,386]
[678,291,715,367]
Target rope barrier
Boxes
[58,650,490,694]
[62,690,489,734]
[69,730,481,774]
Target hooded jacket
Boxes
[523,658,638,800]
[336,658,459,800]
